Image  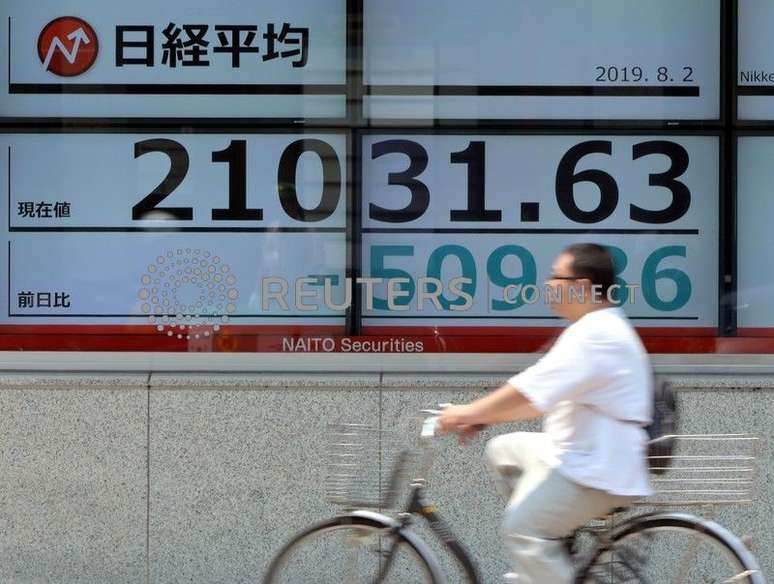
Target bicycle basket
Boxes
[642,434,759,506]
[324,423,413,510]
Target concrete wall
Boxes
[0,369,771,583]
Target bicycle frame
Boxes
[354,411,479,582]
[369,480,481,584]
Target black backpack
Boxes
[644,378,677,475]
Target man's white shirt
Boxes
[508,307,654,496]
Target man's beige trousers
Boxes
[485,432,635,583]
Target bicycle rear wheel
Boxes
[263,515,441,584]
[578,513,765,584]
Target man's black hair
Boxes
[563,243,615,296]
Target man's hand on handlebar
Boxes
[437,404,487,444]
[456,423,486,445]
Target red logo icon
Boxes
[37,16,98,77]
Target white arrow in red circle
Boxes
[37,16,99,77]
[42,27,92,71]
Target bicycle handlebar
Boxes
[421,414,442,438]
[419,403,454,438]
[410,404,488,484]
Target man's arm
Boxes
[437,382,542,433]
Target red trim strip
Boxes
[0,324,341,335]
[362,326,718,337]
[737,328,774,337]
[1,325,774,353]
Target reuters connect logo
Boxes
[37,16,98,77]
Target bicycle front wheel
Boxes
[578,512,765,584]
[263,515,441,584]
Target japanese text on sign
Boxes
[116,22,309,68]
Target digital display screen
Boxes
[1,2,759,354]
[737,137,774,330]
[1,133,348,347]
[360,134,719,331]
[364,0,720,121]
[738,0,774,121]
[0,0,347,119]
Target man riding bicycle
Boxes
[438,243,653,584]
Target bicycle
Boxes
[263,408,766,583]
